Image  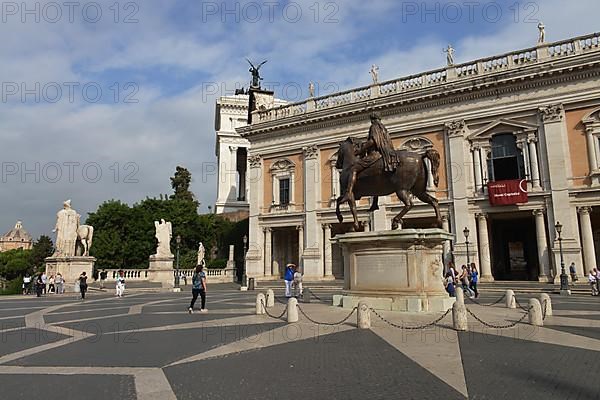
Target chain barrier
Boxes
[370,308,452,330]
[466,293,506,307]
[260,299,288,320]
[296,304,357,326]
[513,296,530,312]
[542,299,548,321]
[465,306,531,329]
[306,288,326,303]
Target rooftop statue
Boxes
[247,59,267,89]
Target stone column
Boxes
[442,215,452,270]
[302,145,322,279]
[297,225,304,271]
[263,227,272,278]
[528,135,542,189]
[445,120,479,267]
[533,209,551,282]
[539,104,584,282]
[477,214,493,282]
[579,207,596,276]
[586,128,599,173]
[323,224,333,278]
[246,154,264,277]
[471,145,483,193]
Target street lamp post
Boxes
[556,222,571,296]
[175,235,181,289]
[242,235,248,288]
[463,227,470,265]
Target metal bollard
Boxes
[528,298,543,326]
[287,297,299,323]
[266,289,275,308]
[455,287,465,305]
[357,301,371,329]
[539,293,552,317]
[506,289,516,309]
[255,293,266,315]
[452,302,468,331]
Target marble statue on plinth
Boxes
[52,200,93,257]
[153,219,173,257]
[197,242,206,266]
[46,200,95,290]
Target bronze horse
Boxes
[335,137,443,231]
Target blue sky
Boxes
[0,0,598,239]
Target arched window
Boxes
[488,134,525,181]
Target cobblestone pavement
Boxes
[0,287,599,399]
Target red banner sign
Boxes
[488,179,528,206]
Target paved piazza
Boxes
[0,285,599,399]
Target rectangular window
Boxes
[279,178,290,205]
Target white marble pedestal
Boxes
[45,256,95,292]
[147,255,175,288]
[332,229,455,313]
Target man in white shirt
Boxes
[41,273,47,294]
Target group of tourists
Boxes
[284,263,303,298]
[23,272,65,296]
[444,262,479,299]
[588,268,600,296]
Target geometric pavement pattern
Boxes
[0,287,599,399]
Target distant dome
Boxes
[2,221,32,242]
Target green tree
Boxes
[170,166,196,203]
[29,235,54,271]
[0,249,32,280]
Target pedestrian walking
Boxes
[459,265,475,298]
[116,270,126,297]
[293,265,303,297]
[55,273,64,295]
[48,275,55,294]
[41,272,47,294]
[35,273,43,297]
[594,268,600,294]
[284,264,295,298]
[569,262,578,282]
[445,272,456,297]
[99,270,107,289]
[589,270,599,296]
[79,272,88,300]
[22,273,32,295]
[188,265,207,313]
[469,263,479,298]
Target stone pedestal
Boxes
[45,256,95,291]
[147,255,175,288]
[332,229,455,313]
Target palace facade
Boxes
[232,32,600,283]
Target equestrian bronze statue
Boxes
[335,113,443,231]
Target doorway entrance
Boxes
[489,214,539,280]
